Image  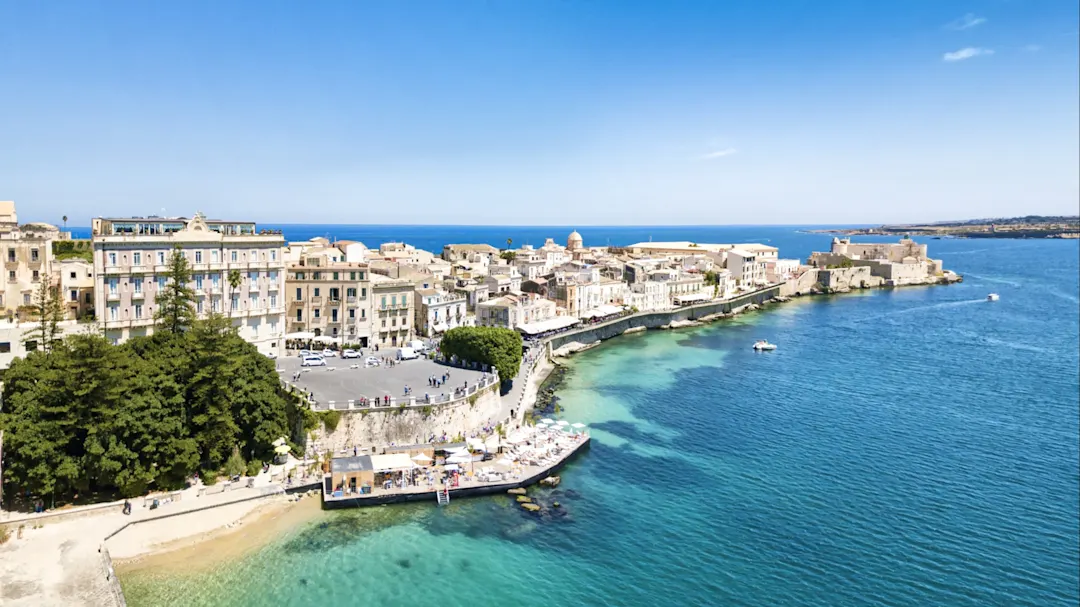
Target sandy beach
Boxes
[113,493,325,575]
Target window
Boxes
[391,295,397,307]
[196,274,204,289]
[231,295,239,310]
[158,251,166,264]
[195,251,203,263]
[231,250,238,262]
[381,296,387,309]
[109,252,117,266]
[69,271,77,279]
[32,270,39,281]
[108,278,118,294]
[269,270,278,281]
[330,288,339,301]
[270,295,277,308]
[31,248,39,262]
[212,298,221,312]
[6,249,13,262]
[134,280,142,294]
[109,306,118,321]
[295,272,305,280]
[361,309,366,319]
[8,270,14,281]
[270,249,277,261]
[359,272,365,280]
[197,300,204,314]
[250,249,257,261]
[134,304,143,319]
[0,342,9,353]
[314,288,320,297]
[69,289,78,302]
[350,272,356,280]
[249,295,258,309]
[331,309,338,322]
[212,250,219,262]
[295,288,302,301]
[333,272,339,280]
[296,309,302,321]
[84,293,92,304]
[157,276,167,290]
[349,308,355,319]
[212,273,220,288]
[381,319,386,328]
[249,271,258,282]
[133,252,141,266]
[392,318,397,327]
[347,287,356,298]
[314,309,320,318]
[361,287,367,298]
[313,272,321,280]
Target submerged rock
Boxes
[516,495,532,503]
[540,476,560,487]
[521,503,541,512]
[507,488,527,496]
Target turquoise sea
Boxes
[121,229,1079,607]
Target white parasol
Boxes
[411,453,432,463]
[539,418,554,424]
[556,420,569,427]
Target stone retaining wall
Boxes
[546,286,781,352]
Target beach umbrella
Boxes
[555,420,569,427]
[571,423,586,429]
[539,418,554,424]
[411,453,432,463]
[274,444,291,455]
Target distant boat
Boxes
[753,340,777,351]
[987,293,1000,301]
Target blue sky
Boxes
[1,0,1077,226]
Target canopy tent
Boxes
[466,438,486,452]
[284,331,316,340]
[370,453,416,471]
[673,293,711,305]
[432,322,450,333]
[443,464,460,472]
[596,304,623,316]
[446,455,472,465]
[312,335,342,344]
[411,453,433,463]
[516,316,580,335]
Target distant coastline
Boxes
[804,216,1080,240]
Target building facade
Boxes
[476,293,557,329]
[370,274,416,348]
[0,202,59,321]
[57,258,95,320]
[91,213,286,353]
[286,246,372,346]
[415,289,469,337]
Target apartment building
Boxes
[57,258,95,320]
[0,201,59,321]
[92,212,286,353]
[415,289,469,337]
[371,274,415,348]
[286,245,372,346]
[476,292,557,329]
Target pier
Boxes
[321,426,591,509]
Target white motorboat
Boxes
[987,293,1000,302]
[752,340,777,351]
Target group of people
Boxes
[427,371,452,388]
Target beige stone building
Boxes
[0,202,60,321]
[371,274,416,348]
[57,258,95,320]
[476,292,557,329]
[91,213,286,353]
[285,244,372,346]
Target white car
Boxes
[364,356,380,367]
[265,351,278,359]
[298,349,312,357]
[321,348,337,357]
[342,349,361,359]
[301,356,326,367]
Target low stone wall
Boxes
[547,286,781,352]
[314,385,504,452]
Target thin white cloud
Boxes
[947,13,987,31]
[943,47,994,62]
[701,148,737,159]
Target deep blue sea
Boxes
[120,227,1080,607]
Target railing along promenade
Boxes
[291,367,500,413]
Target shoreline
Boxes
[113,494,323,575]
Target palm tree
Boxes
[506,237,512,250]
[62,215,68,230]
[228,269,242,315]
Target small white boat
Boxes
[753,340,777,351]
[987,293,1000,302]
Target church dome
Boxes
[567,230,583,250]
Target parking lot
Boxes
[277,354,488,405]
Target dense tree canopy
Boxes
[0,250,304,502]
[439,326,522,382]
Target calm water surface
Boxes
[121,229,1080,607]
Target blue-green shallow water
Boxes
[121,236,1079,607]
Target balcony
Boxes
[103,265,124,275]
[131,290,145,300]
[268,282,279,291]
[107,291,121,301]
[310,296,323,305]
[346,296,357,304]
[129,265,145,274]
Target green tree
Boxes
[439,326,522,382]
[21,279,63,354]
[499,250,516,262]
[228,269,242,315]
[155,245,196,334]
[62,215,68,230]
[703,270,720,298]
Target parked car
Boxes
[298,349,312,357]
[265,351,278,359]
[364,356,380,367]
[321,348,337,357]
[301,356,326,367]
[342,349,360,359]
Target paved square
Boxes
[277,355,487,404]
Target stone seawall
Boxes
[547,286,781,352]
[314,386,503,452]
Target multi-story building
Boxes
[476,293,557,329]
[286,244,372,346]
[727,249,767,288]
[415,289,469,337]
[91,212,286,353]
[371,274,415,348]
[0,202,59,321]
[57,258,95,320]
[629,280,670,312]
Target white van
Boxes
[407,340,427,353]
[396,347,419,361]
[301,355,326,367]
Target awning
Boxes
[674,293,711,304]
[285,331,316,340]
[312,335,341,343]
[516,316,580,335]
[433,323,450,332]
[370,453,416,471]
